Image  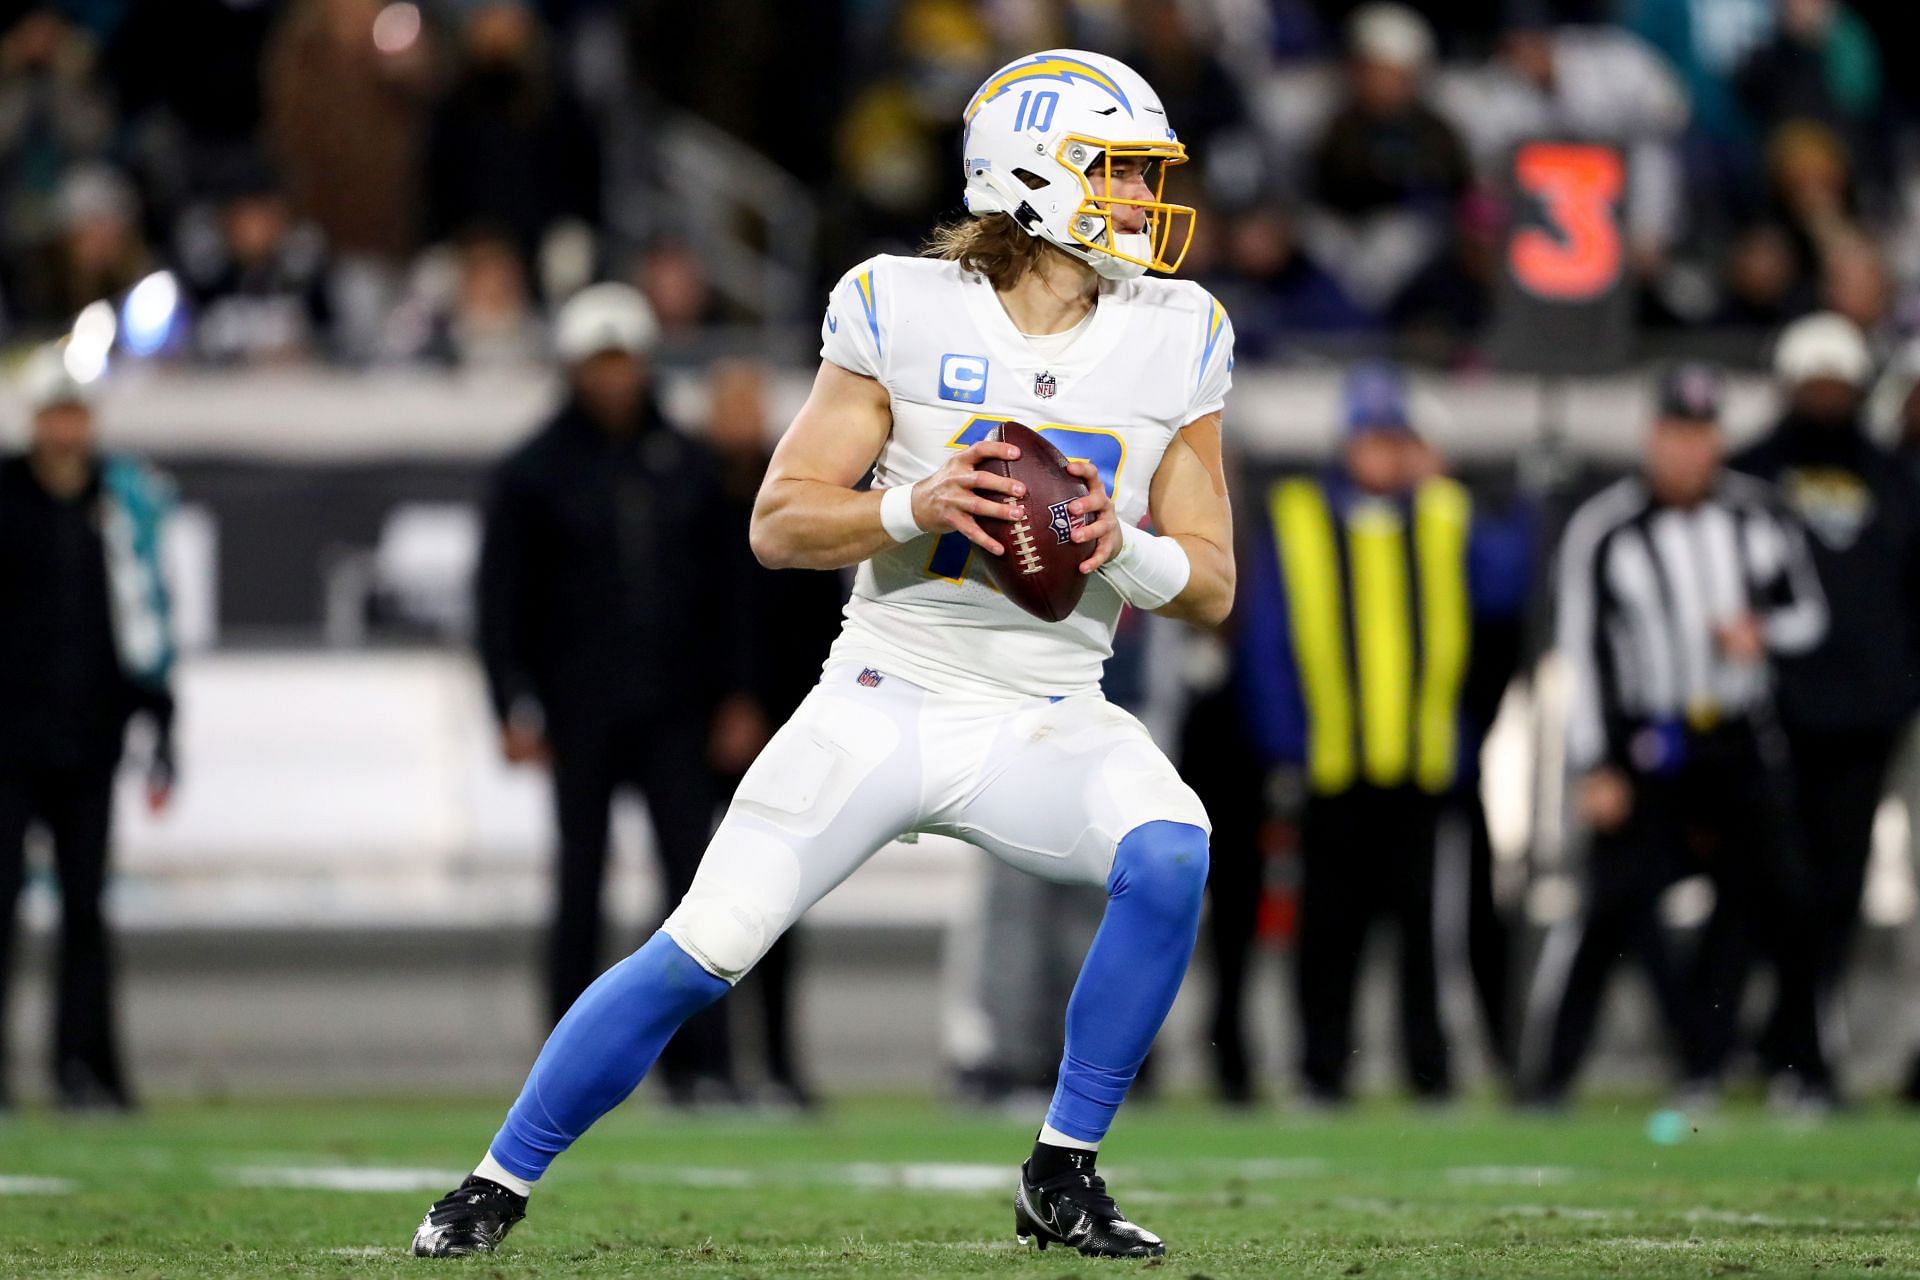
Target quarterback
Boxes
[413,48,1236,1260]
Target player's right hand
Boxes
[910,440,1027,557]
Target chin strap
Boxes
[1089,234,1152,280]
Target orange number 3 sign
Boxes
[1509,143,1625,303]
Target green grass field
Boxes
[2,1095,1918,1277]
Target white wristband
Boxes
[1099,526,1191,610]
[879,483,925,544]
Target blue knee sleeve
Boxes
[489,931,728,1181]
[1045,820,1209,1144]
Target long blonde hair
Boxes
[923,213,1054,291]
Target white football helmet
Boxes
[960,50,1195,280]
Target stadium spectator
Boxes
[1758,120,1871,298]
[621,0,841,187]
[1734,0,1883,155]
[1301,4,1472,319]
[173,155,333,364]
[385,225,547,369]
[264,0,435,266]
[829,0,991,252]
[107,0,284,219]
[6,163,149,332]
[0,344,176,1113]
[1201,207,1377,356]
[475,283,746,1104]
[1237,362,1530,1104]
[1524,362,1826,1107]
[1817,231,1893,344]
[632,238,720,339]
[700,358,841,1108]
[1715,222,1817,329]
[1440,8,1689,279]
[423,1,601,284]
[0,6,116,328]
[1622,0,1778,146]
[1114,0,1248,172]
[1732,312,1920,1106]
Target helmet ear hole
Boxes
[1011,167,1050,191]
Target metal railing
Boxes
[651,113,820,329]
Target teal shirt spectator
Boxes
[99,454,176,692]
[1622,0,1776,142]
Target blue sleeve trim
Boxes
[854,268,883,359]
[1196,295,1227,387]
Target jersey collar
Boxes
[960,270,1133,378]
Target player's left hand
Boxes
[1064,461,1121,574]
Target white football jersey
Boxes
[817,253,1234,699]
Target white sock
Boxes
[1037,1123,1099,1152]
[474,1151,534,1198]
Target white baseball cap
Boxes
[19,342,100,413]
[1348,2,1435,70]
[553,283,660,364]
[1774,311,1872,388]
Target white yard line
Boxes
[1446,1165,1575,1186]
[0,1176,76,1195]
[226,1166,463,1193]
[838,1163,1009,1192]
[610,1156,1327,1192]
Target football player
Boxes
[413,49,1236,1260]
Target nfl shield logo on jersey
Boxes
[857,667,884,688]
[1033,370,1057,399]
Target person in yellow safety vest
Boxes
[1236,361,1532,1105]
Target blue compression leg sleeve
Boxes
[488,931,729,1181]
[1045,820,1210,1143]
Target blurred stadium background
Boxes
[5,0,1920,1113]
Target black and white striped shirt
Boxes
[1556,473,1827,772]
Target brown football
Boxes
[976,420,1096,622]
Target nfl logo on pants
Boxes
[1033,371,1056,399]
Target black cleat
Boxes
[410,1175,527,1257]
[1014,1160,1165,1258]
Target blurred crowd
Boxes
[1,0,1918,370]
[11,0,1920,1115]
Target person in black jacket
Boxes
[699,359,845,1107]
[1732,312,1920,1107]
[0,345,176,1113]
[423,3,600,269]
[477,283,749,1103]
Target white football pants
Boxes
[663,661,1210,981]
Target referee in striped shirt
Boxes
[1523,363,1828,1104]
